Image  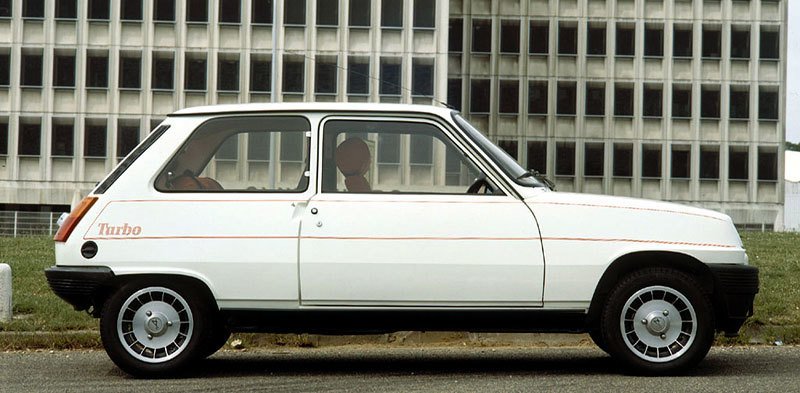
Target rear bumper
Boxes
[44,266,115,312]
[708,264,759,335]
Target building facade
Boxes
[0,0,788,229]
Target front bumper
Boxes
[708,264,759,335]
[44,266,115,313]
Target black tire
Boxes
[601,267,715,375]
[589,329,609,354]
[202,319,231,358]
[100,279,212,377]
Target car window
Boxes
[156,116,311,192]
[321,119,498,195]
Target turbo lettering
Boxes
[97,223,143,237]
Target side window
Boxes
[321,120,494,194]
[156,116,311,192]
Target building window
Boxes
[759,88,779,120]
[252,0,273,24]
[587,24,605,56]
[556,82,576,115]
[699,146,719,179]
[499,80,519,114]
[729,146,749,180]
[529,22,549,54]
[119,53,141,89]
[0,53,8,86]
[283,56,305,93]
[0,0,10,17]
[347,57,369,95]
[184,55,207,90]
[117,123,139,157]
[23,0,44,18]
[186,0,208,22]
[671,145,691,179]
[377,133,400,164]
[702,26,721,58]
[558,23,577,55]
[527,141,547,174]
[672,85,692,118]
[51,123,74,156]
[53,53,76,88]
[730,88,749,119]
[584,143,604,177]
[121,0,142,20]
[0,122,7,155]
[379,57,401,95]
[413,0,434,28]
[283,0,306,25]
[644,25,663,57]
[447,78,462,111]
[529,81,548,115]
[585,84,605,116]
[217,56,240,92]
[642,144,661,178]
[614,84,634,117]
[315,56,337,94]
[472,19,492,53]
[613,143,633,177]
[555,142,575,176]
[153,0,175,21]
[88,0,110,20]
[730,27,750,59]
[760,28,779,60]
[152,54,174,90]
[412,59,433,97]
[21,52,43,87]
[18,122,41,156]
[758,147,778,181]
[250,57,271,92]
[410,134,434,165]
[84,123,106,157]
[673,25,693,58]
[349,0,369,27]
[500,20,520,54]
[219,0,240,23]
[381,0,402,27]
[55,0,77,19]
[498,140,518,160]
[317,0,338,26]
[86,52,108,88]
[616,24,635,56]
[449,18,463,52]
[470,79,490,114]
[701,86,720,118]
[643,85,662,118]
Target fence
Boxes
[0,211,62,237]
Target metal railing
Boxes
[0,211,61,237]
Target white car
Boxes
[46,103,758,377]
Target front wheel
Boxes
[601,268,715,375]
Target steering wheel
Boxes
[467,177,492,194]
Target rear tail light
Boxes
[54,196,98,242]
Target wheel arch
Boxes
[92,273,219,317]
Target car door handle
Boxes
[310,208,318,215]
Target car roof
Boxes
[170,102,457,118]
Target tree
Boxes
[787,141,800,152]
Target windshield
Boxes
[452,113,546,188]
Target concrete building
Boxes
[0,0,788,230]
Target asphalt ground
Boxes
[1,345,797,392]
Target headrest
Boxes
[335,137,371,176]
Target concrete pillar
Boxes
[0,263,11,323]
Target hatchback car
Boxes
[46,103,758,377]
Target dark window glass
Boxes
[729,147,749,180]
[447,78,462,111]
[88,0,110,20]
[283,56,304,93]
[18,123,41,156]
[642,145,661,178]
[247,132,270,161]
[121,0,142,20]
[557,82,576,115]
[53,54,76,87]
[153,0,175,21]
[21,53,42,87]
[759,88,779,120]
[585,85,605,116]
[85,124,107,157]
[558,24,577,55]
[217,58,239,91]
[587,25,605,56]
[219,0,240,23]
[702,27,721,58]
[280,132,303,161]
[250,59,272,92]
[23,0,44,18]
[498,140,518,160]
[186,0,208,22]
[529,22,549,54]
[527,141,547,174]
[185,56,207,90]
[381,0,402,27]
[55,0,77,18]
[117,125,139,157]
[317,0,338,26]
[315,58,337,94]
[152,56,174,90]
[616,25,635,56]
[614,85,633,116]
[470,79,490,113]
[555,142,575,176]
[699,146,719,179]
[119,55,141,89]
[673,27,693,57]
[449,18,463,52]
[347,58,368,94]
[644,26,663,57]
[412,60,433,96]
[472,19,492,53]
[0,0,10,17]
[672,85,692,118]
[410,134,433,165]
[349,0,369,26]
[499,80,519,114]
[758,148,778,181]
[701,87,720,118]
[730,89,749,119]
[643,85,662,117]
[760,29,779,59]
[501,20,520,53]
[0,54,8,86]
[252,0,273,24]
[671,146,691,178]
[528,81,548,114]
[584,143,604,177]
[51,124,74,156]
[379,58,400,95]
[86,53,108,88]
[413,0,434,28]
[377,133,400,163]
[613,143,633,177]
[0,122,7,155]
[731,29,750,59]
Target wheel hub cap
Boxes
[644,312,670,335]
[144,312,169,336]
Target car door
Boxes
[298,117,545,307]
